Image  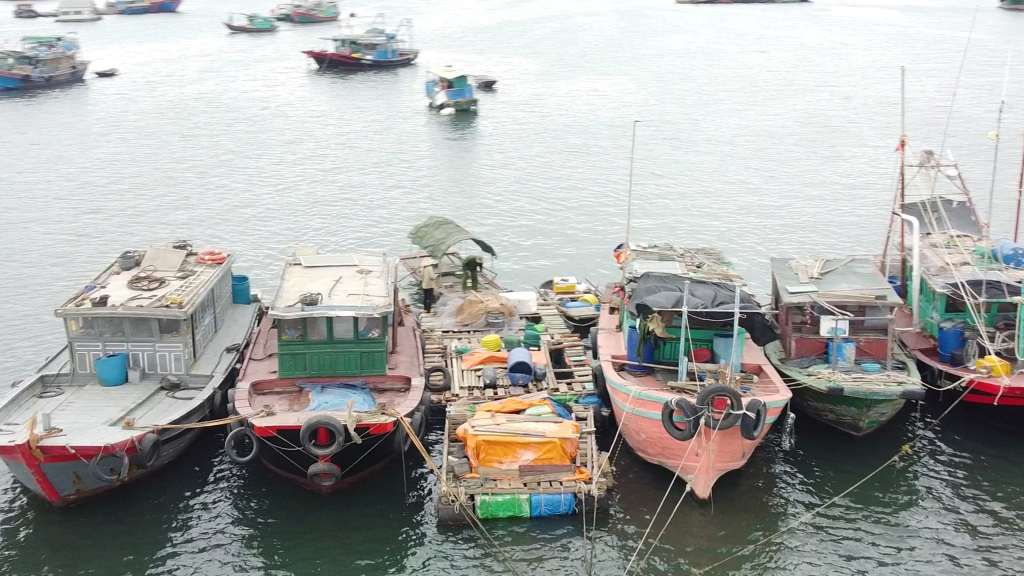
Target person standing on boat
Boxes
[462,255,483,291]
[421,257,437,313]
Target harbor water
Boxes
[3,0,1024,573]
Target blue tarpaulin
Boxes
[298,381,377,412]
[530,493,576,517]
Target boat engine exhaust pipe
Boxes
[894,212,921,329]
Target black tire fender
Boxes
[211,389,227,419]
[589,327,599,361]
[661,397,699,442]
[740,398,767,441]
[226,388,237,404]
[307,461,342,486]
[593,364,610,404]
[425,365,452,392]
[225,426,260,465]
[134,433,161,470]
[695,384,743,430]
[299,415,346,457]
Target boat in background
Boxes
[225,12,278,33]
[94,68,118,77]
[472,75,497,89]
[999,0,1024,9]
[0,34,89,90]
[146,0,179,12]
[302,14,418,70]
[766,256,924,436]
[55,0,102,21]
[0,243,260,506]
[106,0,180,14]
[594,243,791,500]
[13,3,53,17]
[288,0,338,23]
[227,252,428,492]
[676,0,808,3]
[269,2,297,20]
[426,66,478,112]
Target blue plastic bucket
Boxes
[827,338,856,368]
[712,333,742,373]
[232,274,251,305]
[95,353,128,387]
[626,325,655,372]
[507,347,534,387]
[887,276,902,297]
[937,321,965,363]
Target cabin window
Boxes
[358,317,383,339]
[159,318,185,339]
[332,317,354,340]
[307,317,329,341]
[67,317,97,338]
[95,318,126,339]
[127,318,158,340]
[279,318,305,341]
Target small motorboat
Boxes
[473,75,498,89]
[94,68,118,77]
[225,12,279,33]
[13,3,42,17]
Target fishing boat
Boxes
[0,243,260,506]
[399,216,500,297]
[94,68,117,77]
[225,12,278,33]
[472,75,497,89]
[676,0,807,3]
[13,3,49,17]
[593,243,791,500]
[107,0,149,14]
[145,0,179,12]
[765,257,924,436]
[999,0,1024,9]
[55,0,101,21]
[0,34,89,91]
[538,277,601,336]
[226,252,429,491]
[302,15,418,70]
[269,2,298,20]
[426,66,479,113]
[288,0,338,23]
[884,142,1024,431]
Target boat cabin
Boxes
[426,66,474,101]
[326,32,403,59]
[771,257,904,369]
[268,254,398,378]
[53,245,243,380]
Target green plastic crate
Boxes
[475,493,531,519]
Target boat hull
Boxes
[303,50,419,70]
[288,11,337,23]
[1000,0,1024,9]
[0,65,88,91]
[225,22,277,32]
[147,0,180,12]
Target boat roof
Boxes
[407,216,496,260]
[622,243,742,283]
[269,254,395,319]
[771,257,902,306]
[58,0,95,8]
[55,245,235,320]
[429,65,467,80]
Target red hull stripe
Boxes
[963,393,1024,406]
[12,443,61,502]
[254,421,395,437]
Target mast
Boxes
[982,54,1011,305]
[624,120,640,250]
[1015,130,1024,242]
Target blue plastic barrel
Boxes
[232,274,251,305]
[95,353,128,387]
[563,301,593,309]
[887,276,902,297]
[712,333,742,372]
[507,347,534,387]
[993,238,1024,269]
[530,493,576,517]
[937,321,965,363]
[827,338,856,368]
[625,326,655,372]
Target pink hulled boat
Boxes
[592,244,791,499]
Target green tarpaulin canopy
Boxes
[407,217,497,260]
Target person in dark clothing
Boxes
[462,255,484,291]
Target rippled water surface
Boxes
[3,0,1024,574]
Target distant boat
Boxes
[13,3,45,17]
[472,75,497,89]
[999,0,1024,9]
[0,34,89,90]
[269,2,298,20]
[676,0,808,3]
[146,0,179,12]
[288,0,338,23]
[94,68,118,77]
[225,12,278,32]
[105,0,180,14]
[302,14,418,70]
[55,0,102,21]
[426,66,479,113]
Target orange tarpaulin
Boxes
[456,413,586,480]
[461,349,549,370]
[476,397,551,414]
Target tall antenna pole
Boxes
[900,65,906,138]
[1015,129,1024,242]
[983,54,1011,305]
[624,120,641,248]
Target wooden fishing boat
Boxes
[225,12,278,33]
[999,0,1024,10]
[0,243,261,506]
[303,15,418,70]
[94,68,118,77]
[766,257,924,436]
[13,3,43,17]
[145,0,179,12]
[427,66,479,112]
[0,35,89,91]
[227,252,428,491]
[107,0,150,14]
[399,217,500,296]
[884,144,1024,431]
[269,2,298,20]
[288,0,338,23]
[593,243,791,500]
[472,75,497,89]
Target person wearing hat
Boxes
[462,255,484,291]
[421,258,438,313]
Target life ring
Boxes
[740,398,767,441]
[196,249,227,265]
[90,449,129,484]
[425,365,452,392]
[695,385,743,430]
[307,461,342,486]
[661,397,699,442]
[134,433,161,469]
[299,415,346,457]
[224,426,260,464]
